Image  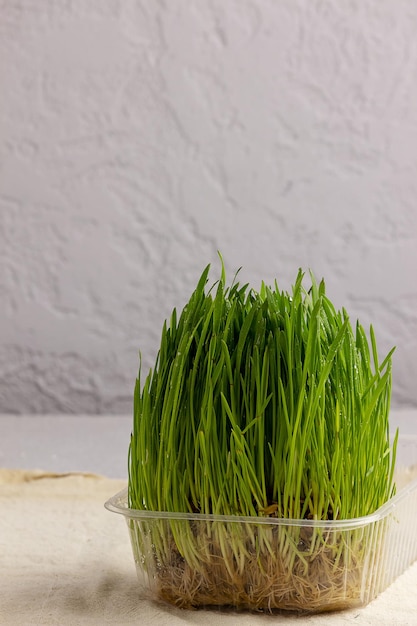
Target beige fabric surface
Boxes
[1,469,416,626]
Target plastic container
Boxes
[105,436,417,613]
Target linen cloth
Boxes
[1,469,416,626]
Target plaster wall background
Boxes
[1,1,417,414]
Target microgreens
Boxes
[129,259,396,522]
[127,257,397,611]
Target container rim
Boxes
[105,476,417,529]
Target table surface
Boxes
[1,468,415,626]
[1,410,417,625]
[0,414,132,478]
[1,409,417,478]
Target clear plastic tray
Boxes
[105,436,417,613]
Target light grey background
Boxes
[1,1,417,414]
[1,411,416,478]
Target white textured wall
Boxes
[1,1,417,414]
